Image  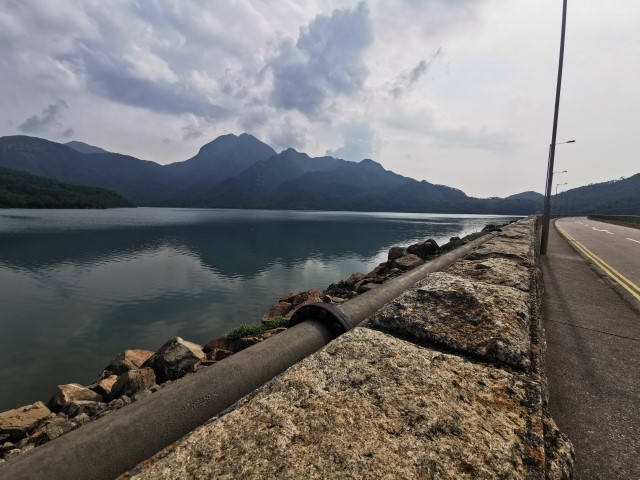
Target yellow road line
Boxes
[556,222,640,301]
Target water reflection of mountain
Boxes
[0,217,489,279]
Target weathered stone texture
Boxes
[446,257,532,292]
[365,271,532,370]
[407,238,439,259]
[46,384,102,413]
[143,337,205,383]
[110,368,156,398]
[393,253,423,270]
[0,402,52,442]
[89,374,119,398]
[466,228,535,267]
[128,328,544,479]
[105,350,154,375]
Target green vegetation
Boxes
[0,167,132,209]
[224,316,290,340]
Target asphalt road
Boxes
[541,222,640,479]
[556,217,640,303]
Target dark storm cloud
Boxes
[18,100,69,134]
[269,2,374,116]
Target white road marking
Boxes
[627,238,640,244]
[592,227,613,234]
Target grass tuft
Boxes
[224,316,290,340]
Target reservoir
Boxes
[0,208,517,411]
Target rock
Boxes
[278,292,298,303]
[466,236,535,267]
[446,257,532,292]
[372,263,389,275]
[89,374,119,398]
[544,415,575,480]
[108,398,125,410]
[291,289,324,307]
[36,417,77,441]
[75,413,91,425]
[343,272,365,287]
[365,272,531,370]
[323,284,353,301]
[47,384,102,413]
[2,446,27,462]
[0,441,15,454]
[207,349,233,362]
[321,295,332,303]
[441,236,467,251]
[111,368,156,398]
[387,246,406,261]
[407,239,439,259]
[393,254,423,270]
[357,283,378,293]
[143,337,206,383]
[0,402,53,442]
[105,349,155,375]
[261,302,292,323]
[330,296,345,304]
[65,401,106,418]
[482,224,502,233]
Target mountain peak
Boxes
[197,133,271,155]
[359,158,385,171]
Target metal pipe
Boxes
[291,231,499,332]
[0,226,503,480]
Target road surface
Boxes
[556,217,640,302]
[541,220,640,479]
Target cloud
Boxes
[326,123,378,161]
[265,114,311,152]
[386,49,442,99]
[18,100,69,134]
[58,45,230,120]
[268,2,374,117]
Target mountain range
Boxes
[0,133,637,214]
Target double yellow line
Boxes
[556,222,640,301]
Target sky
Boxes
[1,0,638,198]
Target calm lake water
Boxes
[0,208,517,411]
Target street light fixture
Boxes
[553,182,568,215]
[555,182,568,196]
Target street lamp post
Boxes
[540,0,569,255]
[554,182,568,214]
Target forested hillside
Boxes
[0,167,132,208]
